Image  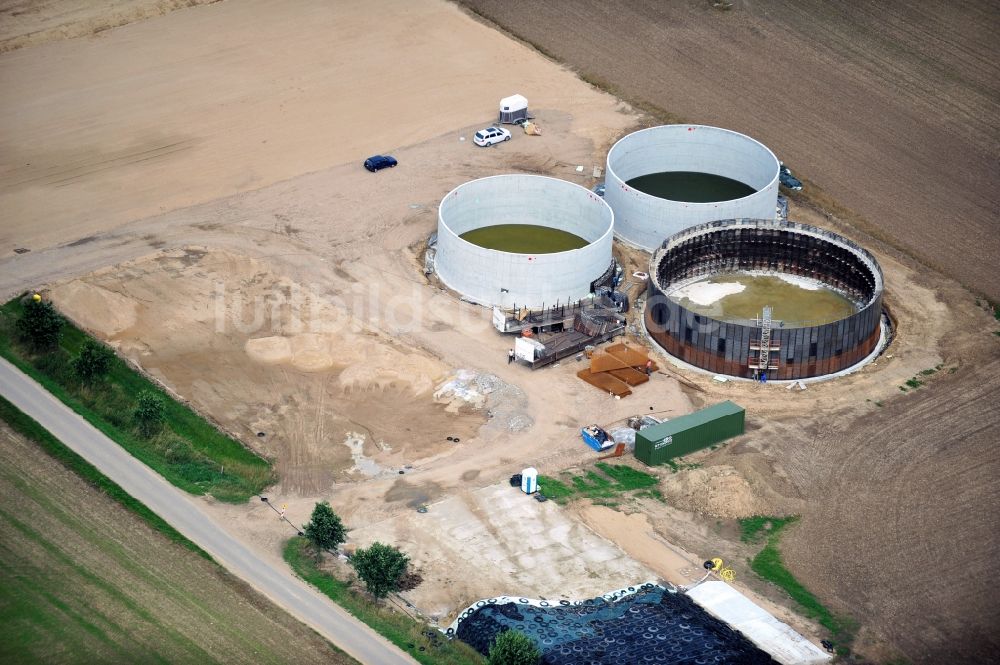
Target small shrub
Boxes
[487,630,540,665]
[158,435,195,464]
[134,390,166,437]
[72,339,115,383]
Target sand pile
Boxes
[49,281,138,338]
[662,466,768,519]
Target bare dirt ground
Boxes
[459,0,1000,302]
[0,0,628,254]
[0,0,220,53]
[0,421,354,664]
[3,1,999,663]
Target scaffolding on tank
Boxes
[749,306,780,379]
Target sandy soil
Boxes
[3,1,999,662]
[0,0,220,53]
[0,421,354,664]
[459,0,1000,302]
[0,0,627,254]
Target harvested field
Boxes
[780,355,1000,663]
[459,0,1000,301]
[635,203,1000,663]
[0,418,353,665]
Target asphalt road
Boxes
[0,357,418,665]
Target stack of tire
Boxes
[454,586,777,664]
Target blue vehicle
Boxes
[364,155,397,172]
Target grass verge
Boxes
[283,537,484,665]
[0,296,273,502]
[0,393,211,561]
[538,462,659,504]
[740,516,852,641]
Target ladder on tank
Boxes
[749,306,780,378]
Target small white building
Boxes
[499,94,528,124]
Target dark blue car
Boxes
[364,155,397,172]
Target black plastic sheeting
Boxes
[455,586,778,664]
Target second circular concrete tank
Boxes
[605,125,780,250]
[436,175,614,309]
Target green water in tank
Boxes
[668,274,858,326]
[626,171,755,203]
[459,224,589,253]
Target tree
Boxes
[304,501,347,553]
[487,630,540,665]
[134,390,165,437]
[350,542,409,599]
[72,339,115,383]
[15,297,64,352]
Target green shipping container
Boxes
[634,401,745,466]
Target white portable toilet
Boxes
[521,467,538,494]
[499,94,529,124]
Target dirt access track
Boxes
[1,1,999,663]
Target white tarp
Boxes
[686,582,831,664]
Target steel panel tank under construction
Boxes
[605,125,780,250]
[644,219,885,380]
[435,175,614,309]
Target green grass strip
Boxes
[740,516,848,637]
[283,537,484,665]
[0,394,211,561]
[0,297,273,503]
[537,463,659,504]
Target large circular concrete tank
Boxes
[645,219,884,380]
[605,125,780,250]
[436,175,614,309]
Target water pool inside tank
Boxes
[459,224,588,253]
[626,171,756,203]
[668,274,858,325]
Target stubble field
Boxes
[0,416,354,665]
